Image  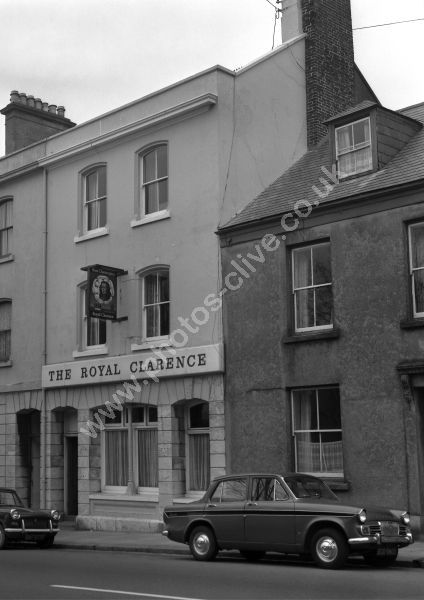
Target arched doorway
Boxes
[17,409,41,508]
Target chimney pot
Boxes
[42,102,48,112]
[10,90,20,103]
[34,98,42,110]
[27,95,35,108]
[48,104,57,115]
[19,93,27,105]
[57,106,65,118]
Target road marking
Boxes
[51,585,205,600]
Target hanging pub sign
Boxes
[82,264,127,321]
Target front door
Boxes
[65,436,78,515]
[244,476,296,550]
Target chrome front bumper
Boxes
[348,532,413,546]
[5,517,59,535]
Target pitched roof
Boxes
[324,99,378,123]
[220,102,424,232]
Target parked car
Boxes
[162,473,413,569]
[0,488,61,549]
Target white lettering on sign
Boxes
[42,344,223,388]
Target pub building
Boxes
[0,0,379,530]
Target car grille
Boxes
[22,517,50,529]
[369,522,401,536]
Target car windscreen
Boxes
[0,490,24,507]
[284,476,339,501]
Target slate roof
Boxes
[220,102,424,232]
[324,99,378,123]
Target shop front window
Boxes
[103,405,158,492]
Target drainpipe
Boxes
[40,167,48,509]
[126,405,136,495]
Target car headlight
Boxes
[358,509,367,523]
[401,511,410,525]
[50,509,61,521]
[10,508,20,520]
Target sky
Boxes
[1,0,424,155]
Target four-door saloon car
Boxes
[162,473,413,569]
[0,488,61,549]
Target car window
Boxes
[284,476,338,500]
[210,479,247,503]
[0,491,22,506]
[251,477,289,502]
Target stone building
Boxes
[219,97,424,536]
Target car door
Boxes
[204,477,247,547]
[244,476,296,551]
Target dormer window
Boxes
[335,117,372,179]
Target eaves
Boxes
[218,178,424,247]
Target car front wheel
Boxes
[310,528,348,569]
[189,525,218,561]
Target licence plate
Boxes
[380,522,399,536]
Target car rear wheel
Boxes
[239,550,266,561]
[189,525,218,561]
[37,535,55,549]
[0,525,6,549]
[363,548,398,567]
[310,528,348,569]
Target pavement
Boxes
[54,521,424,567]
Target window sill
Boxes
[131,339,172,352]
[130,210,170,228]
[0,360,12,368]
[0,254,14,265]
[283,328,340,344]
[91,492,159,503]
[400,318,424,329]
[72,346,109,358]
[74,227,110,243]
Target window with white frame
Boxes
[140,145,168,217]
[186,402,210,492]
[291,387,343,477]
[292,242,333,332]
[0,300,11,362]
[103,405,158,490]
[0,199,12,257]
[82,165,107,232]
[142,269,170,340]
[80,285,106,348]
[336,117,372,179]
[409,222,424,317]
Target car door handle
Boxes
[246,502,258,506]
[207,503,216,508]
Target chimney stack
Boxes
[302,0,355,147]
[1,91,76,154]
[281,0,355,148]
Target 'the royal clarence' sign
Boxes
[42,344,223,388]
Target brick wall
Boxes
[302,0,355,147]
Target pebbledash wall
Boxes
[0,28,308,529]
